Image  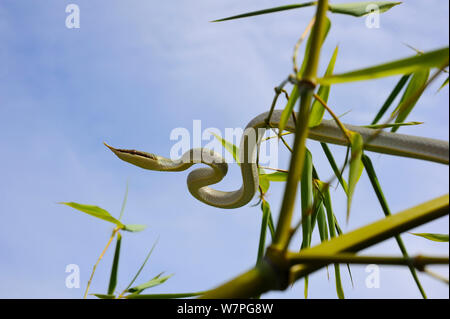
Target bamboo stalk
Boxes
[273,0,329,250]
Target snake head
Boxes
[104,142,162,170]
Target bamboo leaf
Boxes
[391,69,430,132]
[371,74,411,125]
[316,202,329,242]
[107,233,122,295]
[260,171,288,182]
[125,239,159,291]
[316,180,345,299]
[347,132,364,222]
[258,175,270,194]
[410,233,449,242]
[301,150,313,299]
[212,2,317,22]
[321,143,348,194]
[212,1,400,22]
[362,154,427,298]
[59,202,124,228]
[212,133,240,164]
[127,274,173,294]
[438,76,449,92]
[332,215,355,288]
[309,46,339,127]
[328,1,401,17]
[318,47,449,85]
[213,134,271,193]
[118,183,128,221]
[123,224,147,232]
[279,17,331,133]
[301,150,314,250]
[334,264,345,299]
[309,183,324,230]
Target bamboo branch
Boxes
[286,252,449,269]
[289,194,449,282]
[200,195,448,298]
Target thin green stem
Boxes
[84,227,120,299]
[273,89,313,249]
[286,252,448,268]
[273,0,329,249]
[301,0,328,82]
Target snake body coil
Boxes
[106,110,449,209]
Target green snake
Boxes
[105,110,449,209]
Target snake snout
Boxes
[104,142,162,170]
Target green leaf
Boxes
[92,294,116,299]
[59,202,124,228]
[212,132,239,164]
[118,183,128,221]
[316,202,329,242]
[362,154,428,298]
[328,1,401,17]
[279,17,331,133]
[301,150,314,250]
[212,1,400,22]
[318,47,449,85]
[316,180,345,299]
[309,188,324,231]
[107,233,122,295]
[213,134,270,194]
[363,121,423,129]
[320,143,348,194]
[125,292,205,299]
[127,274,173,294]
[371,74,411,125]
[211,2,317,22]
[123,224,147,232]
[300,150,313,299]
[309,46,339,127]
[347,132,364,222]
[410,233,449,242]
[258,175,270,194]
[260,171,288,182]
[125,239,159,291]
[331,215,354,288]
[438,76,449,92]
[391,69,430,132]
[334,264,345,299]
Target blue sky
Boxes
[0,0,448,298]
